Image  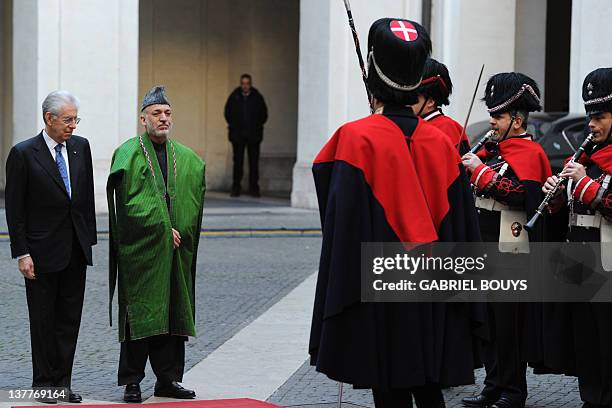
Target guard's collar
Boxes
[380,104,417,118]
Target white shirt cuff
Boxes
[17,254,31,260]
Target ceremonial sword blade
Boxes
[341,0,372,112]
[459,64,486,147]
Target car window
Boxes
[538,122,552,136]
[466,121,491,145]
[537,120,588,173]
[526,122,538,137]
[562,123,588,151]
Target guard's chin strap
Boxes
[497,112,516,144]
[416,96,430,117]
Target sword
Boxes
[459,64,485,148]
[342,0,373,113]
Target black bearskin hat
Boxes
[416,58,453,106]
[583,68,612,115]
[366,18,431,101]
[483,72,542,114]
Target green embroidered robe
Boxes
[107,133,205,341]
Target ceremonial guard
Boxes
[309,18,484,408]
[542,67,612,408]
[410,57,471,154]
[461,73,552,408]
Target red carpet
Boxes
[16,398,282,408]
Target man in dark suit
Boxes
[5,90,96,404]
[224,73,268,197]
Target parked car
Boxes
[466,112,588,173]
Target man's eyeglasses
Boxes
[58,117,81,125]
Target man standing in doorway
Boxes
[224,73,268,197]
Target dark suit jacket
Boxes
[5,133,97,273]
[224,87,268,143]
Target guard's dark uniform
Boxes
[415,58,471,155]
[546,67,612,408]
[309,19,485,408]
[463,73,552,408]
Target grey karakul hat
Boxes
[141,85,171,111]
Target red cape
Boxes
[589,145,612,174]
[477,137,551,183]
[427,114,470,147]
[315,114,460,241]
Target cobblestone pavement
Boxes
[267,361,582,408]
[0,235,320,402]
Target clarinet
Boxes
[524,133,594,231]
[469,130,495,154]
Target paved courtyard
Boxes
[0,193,583,407]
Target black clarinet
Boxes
[469,130,495,154]
[524,133,594,231]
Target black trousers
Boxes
[481,303,527,403]
[372,385,445,408]
[118,333,186,386]
[573,303,612,407]
[25,243,86,388]
[231,139,260,192]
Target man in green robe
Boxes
[107,86,205,402]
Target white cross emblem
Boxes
[390,20,418,42]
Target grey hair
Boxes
[513,110,530,130]
[42,90,80,122]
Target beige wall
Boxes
[139,0,299,194]
[0,0,12,190]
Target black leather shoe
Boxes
[230,188,241,197]
[35,396,57,404]
[154,381,196,399]
[68,391,82,403]
[462,394,497,406]
[248,190,261,198]
[490,396,524,408]
[123,383,142,403]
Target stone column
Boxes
[430,0,517,125]
[291,0,423,209]
[11,0,139,212]
[569,0,612,113]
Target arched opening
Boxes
[138,0,299,197]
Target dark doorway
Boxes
[544,0,572,111]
